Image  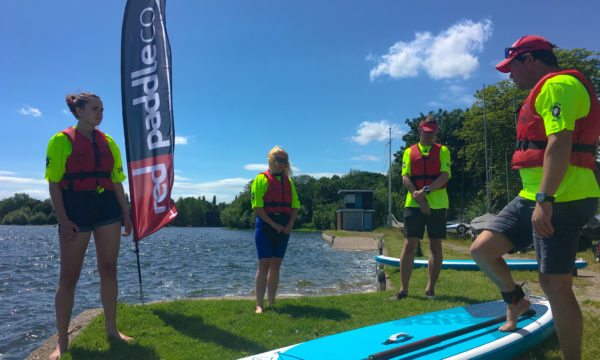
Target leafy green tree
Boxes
[555,48,600,96]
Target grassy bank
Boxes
[59,228,600,360]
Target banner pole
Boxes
[134,240,145,305]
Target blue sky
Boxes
[2,0,599,203]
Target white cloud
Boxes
[351,120,404,145]
[19,106,42,117]
[175,136,190,145]
[0,175,49,200]
[173,177,252,203]
[351,154,379,162]
[428,83,476,108]
[244,163,268,172]
[370,19,492,81]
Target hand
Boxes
[283,223,293,235]
[59,218,79,241]
[418,200,431,215]
[272,223,285,233]
[122,214,133,237]
[532,202,554,238]
[412,189,426,203]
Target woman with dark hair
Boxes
[45,92,133,359]
[251,146,300,313]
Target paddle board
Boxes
[375,255,588,271]
[239,298,554,360]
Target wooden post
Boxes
[377,237,386,291]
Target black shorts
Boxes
[62,189,122,232]
[486,196,597,274]
[403,207,447,239]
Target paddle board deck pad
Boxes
[240,299,554,360]
[375,255,588,270]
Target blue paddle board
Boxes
[240,298,554,359]
[375,255,588,271]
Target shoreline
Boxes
[28,233,384,359]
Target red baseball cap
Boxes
[419,121,438,132]
[495,35,554,73]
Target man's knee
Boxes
[539,273,573,298]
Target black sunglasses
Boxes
[275,157,288,164]
[504,46,534,58]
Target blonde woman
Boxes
[250,146,300,313]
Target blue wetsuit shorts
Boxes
[255,215,290,259]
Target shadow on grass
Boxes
[271,304,351,320]
[69,337,159,360]
[152,309,267,354]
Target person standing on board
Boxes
[394,115,451,300]
[470,35,600,360]
[45,92,133,359]
[251,146,300,313]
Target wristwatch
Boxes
[423,186,431,194]
[535,191,555,204]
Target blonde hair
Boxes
[267,146,292,176]
[66,92,101,119]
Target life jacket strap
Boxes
[515,138,597,153]
[62,171,111,180]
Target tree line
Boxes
[2,48,598,229]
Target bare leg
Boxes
[540,272,581,360]
[50,231,91,360]
[267,257,283,306]
[426,238,443,294]
[470,230,530,331]
[93,222,132,341]
[255,258,271,313]
[399,237,419,294]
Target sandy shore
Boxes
[321,232,383,251]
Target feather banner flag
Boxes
[121,0,177,242]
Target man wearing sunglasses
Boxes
[471,35,600,360]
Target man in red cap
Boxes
[393,115,451,300]
[471,35,600,359]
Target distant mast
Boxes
[388,126,392,228]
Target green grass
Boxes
[59,228,600,360]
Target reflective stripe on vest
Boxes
[512,69,600,170]
[261,170,292,215]
[409,143,446,189]
[59,127,115,192]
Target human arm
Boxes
[531,130,572,238]
[283,208,299,234]
[49,182,79,240]
[254,207,285,233]
[113,182,132,236]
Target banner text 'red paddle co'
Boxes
[121,0,177,242]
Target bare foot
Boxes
[107,331,133,342]
[49,345,65,360]
[255,305,264,314]
[499,297,531,332]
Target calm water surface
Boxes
[0,225,377,359]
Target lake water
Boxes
[0,225,377,360]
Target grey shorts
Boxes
[403,207,447,239]
[486,196,597,274]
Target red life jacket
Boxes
[409,143,446,189]
[512,69,600,170]
[261,170,292,215]
[59,127,115,192]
